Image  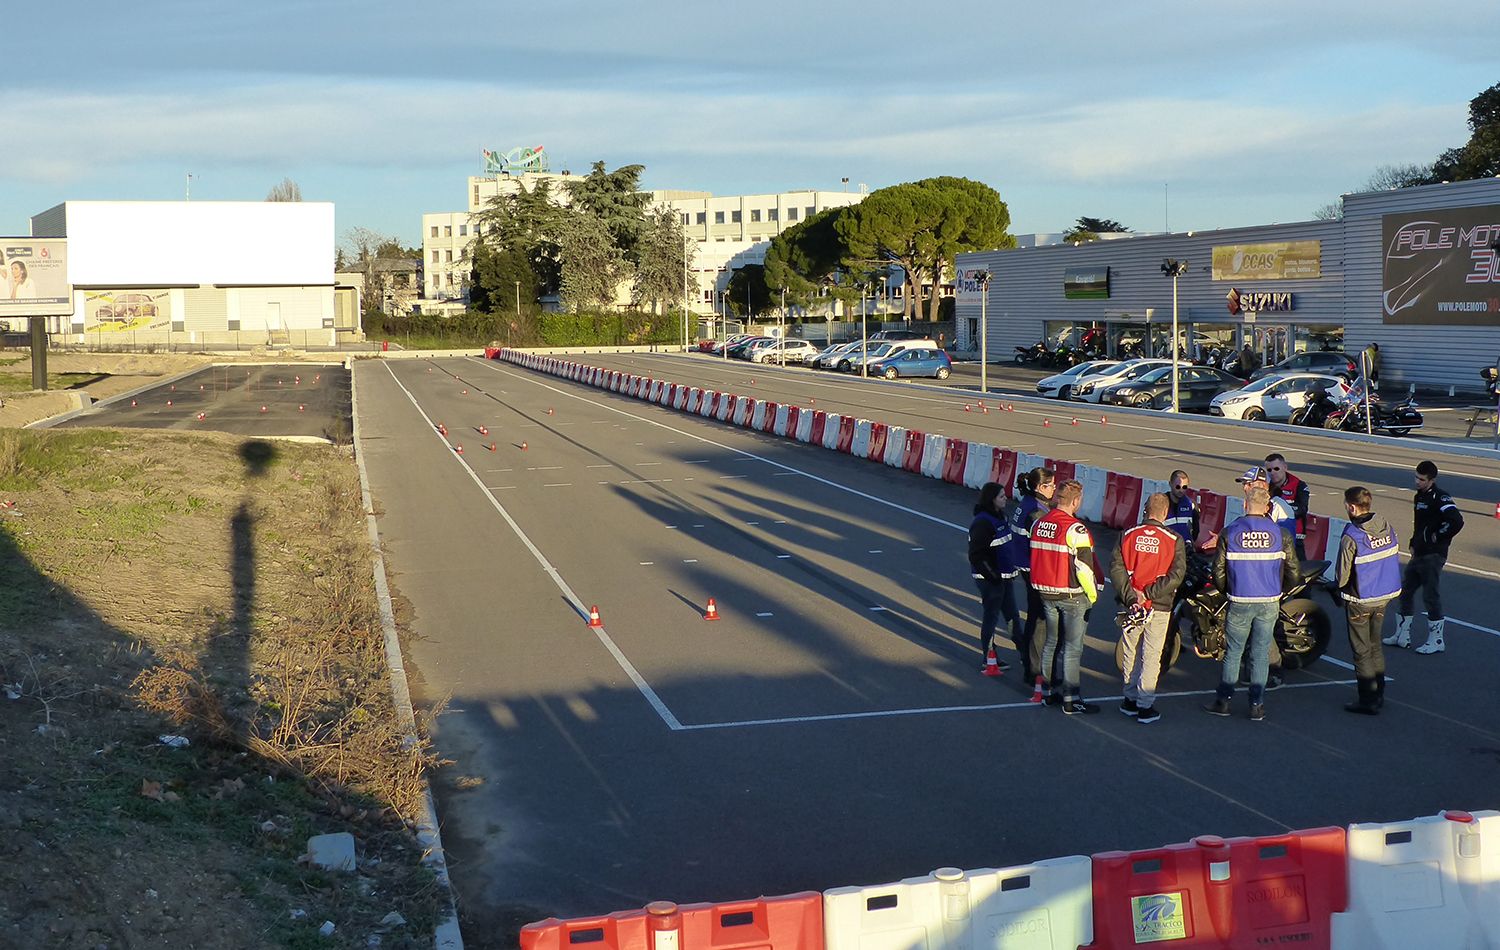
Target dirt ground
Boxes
[0,427,447,948]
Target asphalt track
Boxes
[355,354,1500,947]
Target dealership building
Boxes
[955,178,1500,391]
[24,201,358,347]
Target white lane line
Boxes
[772,471,796,476]
[485,468,513,473]
[586,464,611,469]
[911,547,925,551]
[720,474,748,479]
[637,462,662,466]
[756,612,774,617]
[639,561,654,565]
[869,549,884,554]
[543,483,572,488]
[1319,655,1357,671]
[774,519,787,524]
[381,363,684,732]
[692,523,705,527]
[777,554,791,559]
[745,521,760,525]
[1448,617,1500,638]
[686,459,712,463]
[528,465,563,471]
[620,478,673,484]
[683,558,699,563]
[677,678,1357,730]
[490,486,517,491]
[869,606,888,612]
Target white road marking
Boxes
[381,363,684,732]
[683,558,698,563]
[586,464,611,469]
[637,462,662,466]
[911,547,925,551]
[490,486,517,491]
[485,468,512,473]
[756,612,774,617]
[639,561,654,565]
[869,550,883,554]
[527,465,563,471]
[543,483,572,488]
[776,554,791,559]
[870,606,888,612]
[1448,617,1500,638]
[745,521,760,525]
[720,474,748,479]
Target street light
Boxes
[974,270,991,394]
[1161,259,1189,412]
[779,286,788,366]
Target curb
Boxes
[350,367,464,949]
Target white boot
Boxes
[1383,614,1412,648]
[1415,617,1446,655]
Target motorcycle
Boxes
[1288,386,1342,428]
[1014,342,1048,365]
[1115,547,1332,680]
[1323,382,1423,436]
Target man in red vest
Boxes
[1110,494,1187,724]
[1030,480,1103,714]
[1264,453,1310,559]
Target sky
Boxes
[2,1,1495,250]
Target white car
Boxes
[843,339,935,373]
[1069,359,1172,403]
[751,339,820,364]
[813,339,869,370]
[1211,373,1350,421]
[1036,360,1119,399]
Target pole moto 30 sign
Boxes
[1383,203,1500,325]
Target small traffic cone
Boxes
[704,598,721,621]
[165,399,173,407]
[1042,419,1051,427]
[487,443,497,452]
[196,412,206,421]
[546,408,554,416]
[199,384,204,391]
[298,404,305,412]
[455,444,464,454]
[170,384,176,392]
[294,376,300,384]
[964,404,972,412]
[437,424,448,436]
[978,400,985,408]
[478,425,489,435]
[314,374,320,382]
[1071,418,1079,426]
[1030,676,1045,704]
[130,399,137,408]
[749,379,755,385]
[462,389,468,395]
[1494,500,1499,519]
[809,397,815,405]
[982,405,989,413]
[982,649,1002,677]
[260,405,268,413]
[520,441,528,451]
[587,605,603,628]
[1100,416,1107,425]
[277,379,283,386]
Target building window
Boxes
[227,318,241,331]
[448,274,455,286]
[681,213,690,225]
[805,206,814,218]
[474,223,482,235]
[715,211,725,224]
[431,250,439,263]
[769,209,779,222]
[430,226,439,237]
[751,209,761,223]
[731,210,742,223]
[445,250,453,262]
[788,208,799,221]
[444,225,452,237]
[459,224,467,236]
[696,212,706,225]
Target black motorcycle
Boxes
[1288,387,1342,428]
[1323,383,1423,437]
[1014,342,1048,365]
[1115,548,1332,680]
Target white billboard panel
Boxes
[62,201,334,287]
[0,240,72,317]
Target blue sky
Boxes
[2,1,1494,250]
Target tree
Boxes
[266,178,303,202]
[763,208,850,310]
[565,162,649,262]
[1063,216,1129,244]
[725,264,772,318]
[837,177,1013,321]
[472,178,568,297]
[469,238,540,323]
[340,227,417,315]
[1309,162,1437,219]
[632,208,693,313]
[556,211,625,312]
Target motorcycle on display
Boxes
[1322,381,1424,436]
[1014,342,1048,365]
[1115,546,1333,681]
[1287,384,1346,429]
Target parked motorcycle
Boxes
[1322,382,1423,436]
[1014,342,1048,365]
[1115,547,1332,680]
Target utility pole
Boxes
[976,271,990,394]
[1161,259,1189,412]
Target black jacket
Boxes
[1411,484,1464,556]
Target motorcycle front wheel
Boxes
[1275,598,1331,670]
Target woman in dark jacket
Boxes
[969,481,1022,676]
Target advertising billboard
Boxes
[1211,241,1321,281]
[0,239,71,317]
[955,267,989,296]
[82,290,172,332]
[1382,204,1500,325]
[1063,266,1110,299]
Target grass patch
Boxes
[0,371,110,393]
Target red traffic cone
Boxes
[437,424,448,436]
[260,405,268,413]
[462,389,468,395]
[487,443,497,452]
[165,399,173,407]
[749,378,755,385]
[1100,416,1107,425]
[294,376,300,384]
[130,399,137,408]
[520,441,528,451]
[298,404,305,412]
[964,404,972,412]
[1030,676,1045,704]
[314,374,320,382]
[170,384,176,392]
[196,412,206,421]
[982,405,989,413]
[587,605,603,628]
[809,397,815,405]
[199,384,204,391]
[983,649,1002,677]
[277,379,283,386]
[546,408,554,416]
[455,444,464,454]
[978,400,985,408]
[1071,418,1079,426]
[1494,500,1500,519]
[704,598,721,621]
[1042,419,1051,427]
[478,425,489,436]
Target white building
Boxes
[417,170,869,317]
[29,200,352,347]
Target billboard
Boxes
[1063,266,1110,299]
[82,290,172,332]
[0,239,71,317]
[1382,204,1500,325]
[1211,241,1321,281]
[955,267,989,296]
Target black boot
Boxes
[1374,673,1385,710]
[1344,677,1380,715]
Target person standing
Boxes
[968,481,1020,677]
[1030,480,1103,715]
[1264,453,1310,559]
[1165,470,1200,545]
[1204,485,1300,721]
[1237,343,1261,378]
[1006,467,1055,683]
[1235,465,1292,688]
[1387,460,1464,654]
[1361,342,1381,390]
[1334,487,1400,715]
[1110,493,1187,724]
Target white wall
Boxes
[54,201,334,287]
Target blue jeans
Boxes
[1039,594,1090,698]
[974,577,1021,659]
[1217,600,1279,705]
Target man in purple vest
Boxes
[1334,486,1401,715]
[1204,485,1300,722]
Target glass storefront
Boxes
[1036,319,1345,364]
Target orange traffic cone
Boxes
[166,399,173,407]
[704,598,721,621]
[260,405,268,413]
[1030,676,1045,704]
[437,424,448,436]
[520,441,528,451]
[1071,418,1079,426]
[196,412,206,421]
[298,404,305,412]
[478,425,489,435]
[130,400,137,408]
[964,404,972,412]
[455,444,464,454]
[587,605,603,627]
[1042,419,1051,427]
[981,406,989,413]
[982,649,1002,677]
[487,443,497,452]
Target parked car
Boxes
[871,346,953,380]
[811,340,865,369]
[708,333,754,355]
[830,340,881,372]
[752,339,821,364]
[869,329,933,343]
[1070,359,1172,403]
[1251,350,1358,381]
[1101,365,1242,410]
[727,336,773,359]
[1036,360,1119,399]
[1210,373,1349,421]
[844,340,934,374]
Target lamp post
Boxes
[682,236,690,352]
[1160,259,1189,412]
[860,283,869,377]
[974,270,991,394]
[779,287,788,366]
[514,280,520,322]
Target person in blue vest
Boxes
[1006,467,1055,684]
[1204,485,1301,721]
[1335,486,1400,715]
[1234,465,1294,689]
[1164,469,1199,545]
[968,481,1020,677]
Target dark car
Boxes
[869,329,932,343]
[1251,350,1358,381]
[870,346,953,380]
[1102,365,1242,410]
[726,336,773,360]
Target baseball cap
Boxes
[1235,466,1268,484]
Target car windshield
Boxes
[1238,375,1281,393]
[1123,363,1163,379]
[1135,367,1172,383]
[1065,361,1110,377]
[867,344,895,358]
